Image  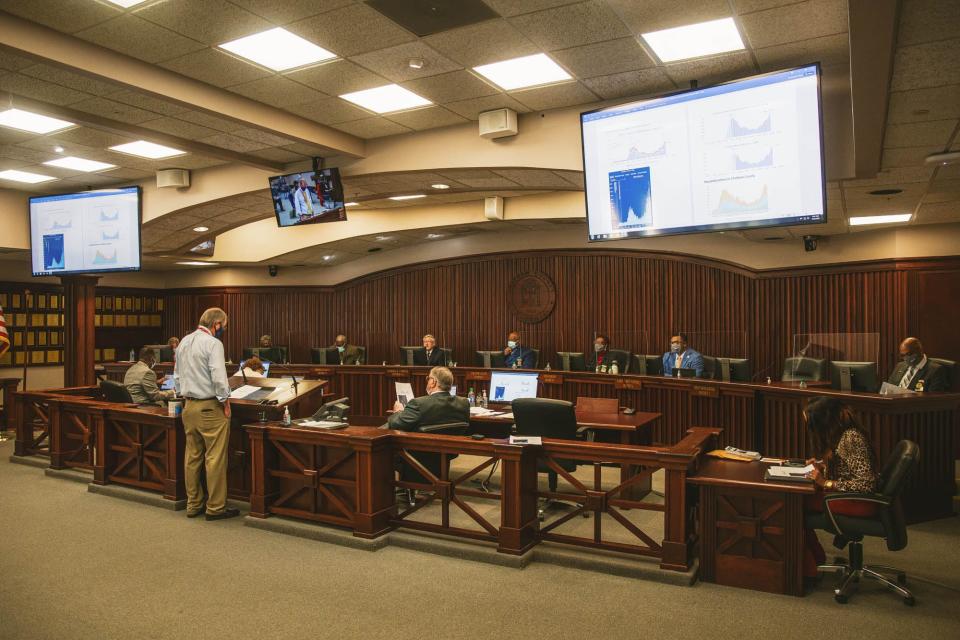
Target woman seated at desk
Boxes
[802,396,879,579]
[242,356,266,379]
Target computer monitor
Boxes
[556,352,586,371]
[160,376,175,391]
[830,361,879,392]
[489,371,539,403]
[718,358,752,382]
[674,367,697,378]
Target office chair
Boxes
[356,346,367,364]
[782,356,828,382]
[512,398,589,520]
[398,421,469,506]
[100,379,134,403]
[606,349,631,373]
[928,357,956,389]
[699,355,717,379]
[810,439,919,605]
[399,346,418,366]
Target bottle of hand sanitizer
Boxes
[282,406,291,426]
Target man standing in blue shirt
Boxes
[174,307,238,521]
[503,331,536,368]
[662,333,704,377]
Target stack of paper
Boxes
[765,464,815,483]
[229,385,260,399]
[509,435,542,445]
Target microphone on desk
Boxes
[290,373,299,394]
[240,360,248,385]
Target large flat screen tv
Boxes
[29,186,141,276]
[270,168,346,227]
[581,64,825,241]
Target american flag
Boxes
[0,304,9,356]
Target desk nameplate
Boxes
[691,384,719,398]
[541,373,564,385]
[465,371,491,381]
[615,378,643,390]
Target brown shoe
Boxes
[205,507,240,521]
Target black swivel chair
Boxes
[512,398,589,520]
[699,355,717,379]
[929,357,956,390]
[809,440,920,605]
[606,349,631,373]
[399,421,469,505]
[100,379,134,403]
[782,356,828,382]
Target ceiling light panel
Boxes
[43,157,116,172]
[849,213,913,226]
[109,141,185,159]
[389,194,426,200]
[0,169,57,184]
[220,28,337,71]
[339,85,432,114]
[641,17,745,63]
[473,53,571,91]
[0,108,74,134]
[104,0,150,7]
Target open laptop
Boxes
[488,371,539,403]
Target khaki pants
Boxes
[182,398,230,515]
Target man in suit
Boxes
[662,333,704,377]
[257,334,286,364]
[388,366,468,431]
[330,334,362,365]
[414,334,445,366]
[503,331,536,368]
[587,334,611,371]
[124,347,175,406]
[887,337,949,392]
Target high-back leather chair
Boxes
[810,440,920,605]
[929,357,956,389]
[398,421,469,502]
[782,356,828,382]
[699,355,717,379]
[101,379,134,403]
[606,349,631,373]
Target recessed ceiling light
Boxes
[473,53,571,90]
[323,255,333,261]
[849,213,912,226]
[389,194,426,201]
[0,169,56,184]
[339,84,432,114]
[0,108,74,134]
[104,0,149,7]
[431,183,450,189]
[193,226,209,233]
[53,146,64,153]
[641,17,745,63]
[426,233,443,239]
[219,27,336,72]
[345,202,360,207]
[109,140,186,159]
[374,235,392,242]
[43,156,116,172]
[176,261,219,266]
[408,58,424,70]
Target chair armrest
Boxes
[821,492,892,537]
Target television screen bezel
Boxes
[28,185,143,277]
[579,63,827,242]
[269,167,347,228]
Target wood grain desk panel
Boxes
[0,377,20,433]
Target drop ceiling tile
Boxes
[288,3,418,58]
[160,49,273,87]
[880,145,945,169]
[606,0,731,34]
[350,42,463,84]
[884,120,958,149]
[106,90,193,117]
[890,39,960,92]
[582,68,675,100]
[664,51,755,86]
[552,38,655,79]
[842,166,934,187]
[52,128,133,149]
[331,118,413,139]
[916,201,960,222]
[508,0,631,51]
[754,33,849,71]
[140,117,220,140]
[923,180,960,204]
[443,94,532,120]
[228,76,328,106]
[733,0,808,12]
[282,142,337,156]
[554,170,585,188]
[75,14,207,64]
[423,19,541,68]
[228,0,355,24]
[247,147,309,163]
[69,97,160,124]
[0,145,51,164]
[0,128,34,145]
[286,60,390,96]
[178,111,247,133]
[285,97,373,125]
[19,64,120,96]
[0,74,90,105]
[401,70,499,104]
[198,133,273,152]
[0,51,35,72]
[384,106,469,131]
[100,167,154,181]
[136,0,272,46]
[493,168,579,188]
[231,127,297,147]
[897,0,960,47]
[1,0,118,34]
[513,81,599,111]
[483,0,583,17]
[739,0,848,49]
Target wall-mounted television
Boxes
[29,186,142,276]
[269,167,346,227]
[581,64,826,241]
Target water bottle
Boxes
[600,363,608,374]
[595,364,601,373]
[610,360,619,375]
[468,387,476,406]
[544,362,551,371]
[481,390,488,408]
[512,359,518,369]
[129,348,135,362]
[282,406,291,426]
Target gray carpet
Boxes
[2,439,958,640]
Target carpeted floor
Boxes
[1,439,958,640]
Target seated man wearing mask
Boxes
[503,331,535,369]
[387,366,468,431]
[330,334,362,365]
[887,337,948,391]
[124,346,174,405]
[662,333,704,377]
[257,334,285,364]
[587,334,611,371]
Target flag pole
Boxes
[21,288,29,391]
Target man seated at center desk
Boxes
[503,330,536,369]
[662,333,704,377]
[387,366,469,431]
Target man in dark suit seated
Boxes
[330,334,362,365]
[503,330,536,369]
[413,334,445,366]
[387,366,468,431]
[587,334,611,371]
[887,337,949,392]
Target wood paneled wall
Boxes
[160,251,960,381]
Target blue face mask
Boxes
[214,325,224,339]
[507,340,518,349]
[337,345,345,353]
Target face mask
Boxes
[214,325,224,339]
[507,340,518,349]
[150,362,156,369]
[594,343,604,353]
[902,353,921,367]
[337,345,345,353]
[671,343,682,353]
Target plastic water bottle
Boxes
[544,362,551,371]
[468,388,476,406]
[481,390,488,408]
[610,360,619,375]
[595,364,601,373]
[600,363,608,374]
[512,359,518,369]
[129,348,135,362]
[282,406,291,426]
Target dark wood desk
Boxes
[689,458,816,596]
[0,377,20,433]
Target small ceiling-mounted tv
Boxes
[269,167,346,228]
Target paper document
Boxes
[766,464,815,478]
[295,419,348,429]
[229,385,261,399]
[469,406,493,415]
[395,382,414,406]
[509,435,542,445]
[879,382,915,396]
